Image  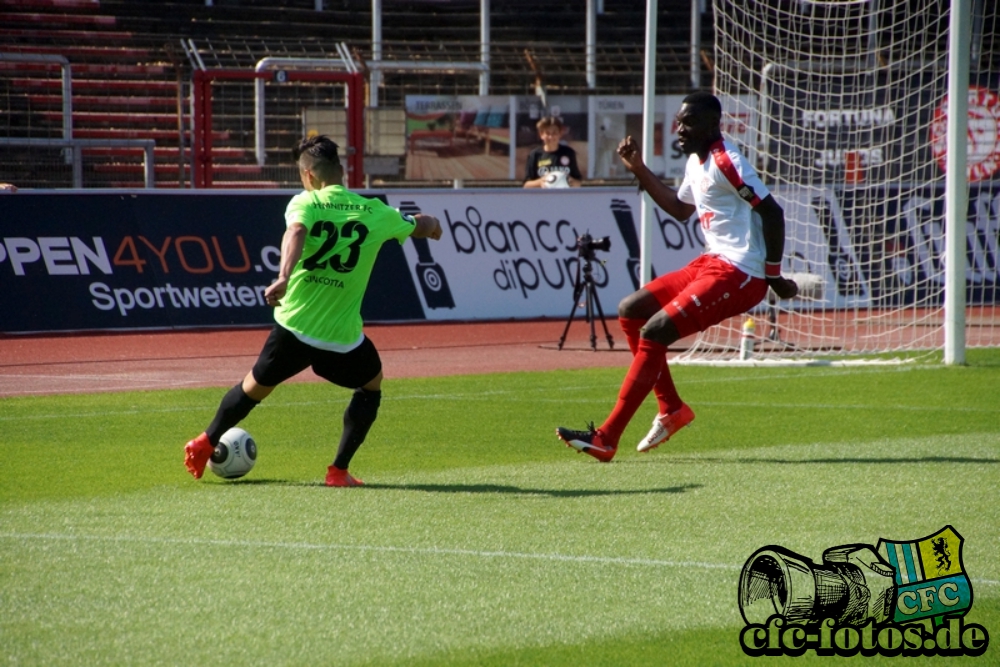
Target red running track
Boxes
[0,320,640,398]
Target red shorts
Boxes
[645,254,767,339]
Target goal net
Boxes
[677,0,1000,363]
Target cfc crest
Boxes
[876,525,973,626]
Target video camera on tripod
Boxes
[573,233,612,261]
[558,232,614,351]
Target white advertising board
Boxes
[384,188,704,320]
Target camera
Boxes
[739,544,896,626]
[575,233,611,260]
[558,233,616,351]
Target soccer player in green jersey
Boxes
[184,135,443,486]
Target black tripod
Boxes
[558,251,615,351]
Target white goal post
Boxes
[675,0,999,365]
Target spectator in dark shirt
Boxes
[523,116,583,188]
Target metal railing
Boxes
[0,138,156,188]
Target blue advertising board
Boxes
[0,192,424,333]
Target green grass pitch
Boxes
[2,350,998,666]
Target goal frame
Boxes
[676,0,985,365]
[191,69,365,189]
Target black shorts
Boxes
[251,325,382,389]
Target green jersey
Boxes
[274,185,415,349]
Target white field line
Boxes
[0,380,208,396]
[0,533,1000,586]
[2,393,995,423]
[0,531,739,571]
[0,363,942,399]
[0,372,206,383]
[3,532,997,587]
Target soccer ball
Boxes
[208,427,257,479]
[542,171,570,189]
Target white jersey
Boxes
[676,139,770,278]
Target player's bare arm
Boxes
[411,213,443,240]
[265,222,306,307]
[617,136,696,221]
[756,196,799,300]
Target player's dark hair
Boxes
[293,135,342,183]
[682,91,722,117]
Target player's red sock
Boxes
[618,316,644,356]
[653,359,684,415]
[600,337,667,444]
[619,317,682,415]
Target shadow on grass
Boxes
[361,482,704,497]
[207,478,289,486]
[220,479,704,497]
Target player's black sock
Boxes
[206,383,260,445]
[333,388,381,470]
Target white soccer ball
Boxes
[542,171,570,189]
[208,427,257,479]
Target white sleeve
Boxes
[677,177,695,205]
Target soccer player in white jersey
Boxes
[556,92,799,462]
[184,135,442,486]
